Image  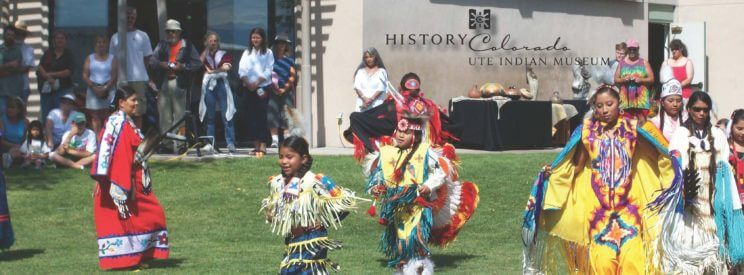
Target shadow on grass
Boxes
[0,248,45,261]
[4,167,78,191]
[431,253,481,269]
[146,258,185,269]
[376,253,482,269]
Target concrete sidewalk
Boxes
[148,146,562,162]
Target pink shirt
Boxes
[650,113,685,142]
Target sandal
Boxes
[249,149,267,158]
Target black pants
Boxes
[244,86,271,144]
[343,101,397,152]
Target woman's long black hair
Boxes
[683,91,716,212]
[280,135,313,179]
[111,86,138,110]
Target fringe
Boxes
[280,258,340,275]
[522,170,549,273]
[286,236,343,255]
[714,161,744,264]
[261,185,356,236]
[377,185,431,267]
[653,158,737,273]
[647,150,684,214]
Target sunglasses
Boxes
[690,106,710,113]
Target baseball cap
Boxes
[71,112,87,124]
[61,93,76,103]
[626,38,640,48]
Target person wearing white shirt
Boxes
[238,28,274,158]
[50,112,96,170]
[109,7,154,127]
[45,94,81,149]
[353,47,388,112]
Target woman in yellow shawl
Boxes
[522,85,677,274]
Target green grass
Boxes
[0,152,555,274]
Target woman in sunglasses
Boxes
[614,38,654,122]
[655,91,744,273]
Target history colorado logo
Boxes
[469,9,490,30]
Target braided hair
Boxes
[392,130,423,183]
[280,136,313,179]
[683,91,716,212]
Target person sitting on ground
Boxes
[45,93,82,149]
[19,120,50,170]
[50,112,96,169]
[1,97,29,168]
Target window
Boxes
[208,0,268,50]
[54,0,108,27]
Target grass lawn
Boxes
[0,152,555,274]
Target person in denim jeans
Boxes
[37,31,74,125]
[198,31,236,153]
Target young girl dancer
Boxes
[650,79,685,142]
[261,136,355,274]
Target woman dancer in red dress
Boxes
[90,86,168,269]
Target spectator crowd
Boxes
[0,6,299,169]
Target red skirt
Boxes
[94,180,169,269]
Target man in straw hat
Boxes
[150,19,201,153]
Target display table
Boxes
[448,99,503,150]
[448,98,588,150]
[498,101,553,149]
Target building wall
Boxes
[302,0,364,147]
[676,0,744,119]
[313,0,649,147]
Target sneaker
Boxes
[227,144,237,154]
[2,153,12,169]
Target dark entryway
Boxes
[648,22,668,99]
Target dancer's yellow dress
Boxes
[523,118,676,274]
